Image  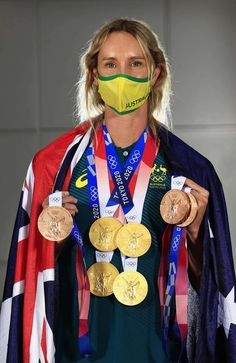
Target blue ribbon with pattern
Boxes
[162,225,184,358]
[86,125,147,217]
[102,123,147,215]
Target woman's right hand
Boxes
[42,191,78,216]
[41,191,78,257]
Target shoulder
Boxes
[158,125,220,186]
[32,122,90,169]
[26,121,91,202]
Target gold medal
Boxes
[87,262,119,297]
[160,189,190,225]
[115,223,151,257]
[89,217,122,251]
[37,206,73,242]
[178,192,198,227]
[113,271,148,306]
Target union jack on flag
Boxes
[0,160,56,362]
[0,125,91,363]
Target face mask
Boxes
[97,71,152,115]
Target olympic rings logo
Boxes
[172,234,181,251]
[151,176,165,182]
[107,155,118,169]
[130,150,141,164]
[73,231,83,247]
[172,180,182,187]
[127,215,136,221]
[126,261,137,267]
[90,186,98,201]
[97,252,107,259]
[51,197,60,203]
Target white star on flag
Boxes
[218,286,236,338]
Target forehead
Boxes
[98,31,145,58]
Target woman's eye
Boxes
[131,61,142,67]
[105,63,116,68]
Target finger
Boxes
[185,178,209,197]
[66,209,76,217]
[62,196,78,204]
[189,189,208,213]
[190,189,209,206]
[63,203,78,211]
[64,209,77,217]
[42,197,49,209]
[63,203,78,213]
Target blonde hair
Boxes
[73,18,173,132]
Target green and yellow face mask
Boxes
[97,71,152,115]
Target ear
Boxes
[151,66,161,86]
[93,68,98,86]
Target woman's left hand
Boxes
[184,178,209,291]
[184,178,210,243]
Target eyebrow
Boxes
[101,56,145,61]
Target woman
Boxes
[0,18,235,363]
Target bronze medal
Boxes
[37,206,73,242]
[115,223,151,258]
[160,189,190,225]
[113,271,148,306]
[89,217,122,251]
[178,192,198,227]
[87,262,119,297]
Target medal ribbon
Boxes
[86,127,146,221]
[158,176,188,359]
[94,123,158,272]
[71,224,92,356]
[86,126,146,265]
[86,143,114,263]
[102,123,146,223]
[103,124,147,220]
[48,191,92,356]
[102,123,146,271]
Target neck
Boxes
[104,103,148,147]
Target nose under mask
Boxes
[97,71,152,115]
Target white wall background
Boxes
[0,0,235,299]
